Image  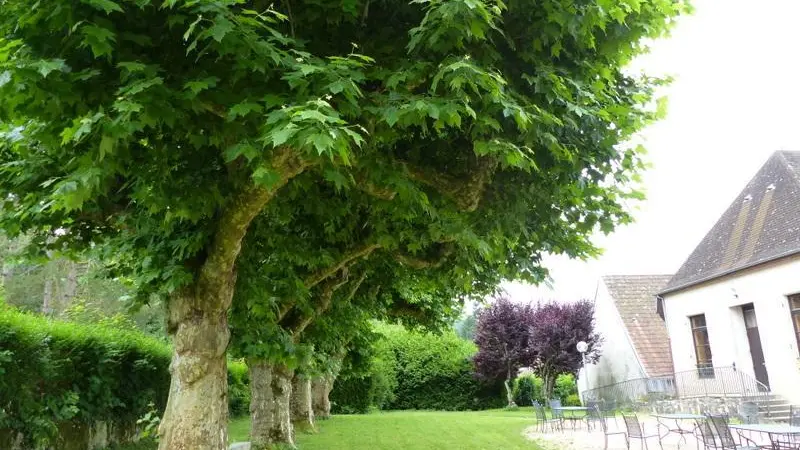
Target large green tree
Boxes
[0,0,688,449]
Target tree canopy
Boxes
[0,0,689,448]
[530,299,602,398]
[472,297,536,406]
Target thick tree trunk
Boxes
[311,376,332,420]
[158,289,231,450]
[270,364,295,447]
[249,361,273,450]
[291,374,315,433]
[156,149,308,450]
[249,361,295,449]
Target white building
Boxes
[578,275,674,399]
[659,151,800,406]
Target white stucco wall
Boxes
[578,281,646,399]
[662,255,800,404]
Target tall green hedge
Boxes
[331,324,503,413]
[0,307,249,447]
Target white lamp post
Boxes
[577,341,588,404]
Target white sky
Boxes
[503,0,800,304]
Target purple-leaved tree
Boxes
[473,297,536,407]
[530,300,602,399]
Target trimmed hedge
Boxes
[331,324,503,413]
[0,307,249,447]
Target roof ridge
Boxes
[777,150,800,185]
[602,273,673,278]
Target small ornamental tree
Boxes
[530,300,602,399]
[473,297,536,407]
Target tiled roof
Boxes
[602,274,674,377]
[662,151,800,294]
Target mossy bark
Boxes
[311,376,332,420]
[157,149,308,450]
[250,361,295,450]
[290,375,315,433]
[158,289,232,450]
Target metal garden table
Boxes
[653,413,705,449]
[730,423,800,449]
[553,406,589,430]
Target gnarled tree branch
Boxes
[403,156,498,212]
[393,243,454,270]
[197,146,308,298]
[303,242,381,289]
[290,269,347,336]
[277,242,379,321]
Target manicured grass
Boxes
[229,408,543,450]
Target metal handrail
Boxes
[581,365,772,417]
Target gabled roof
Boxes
[661,151,800,294]
[602,274,674,377]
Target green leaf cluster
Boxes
[332,323,505,413]
[0,307,248,447]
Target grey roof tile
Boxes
[602,274,674,377]
[662,151,800,293]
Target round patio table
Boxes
[730,423,800,449]
[653,413,705,450]
[553,407,589,430]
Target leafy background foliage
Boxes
[512,372,579,406]
[0,304,248,448]
[332,324,504,413]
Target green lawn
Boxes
[229,408,543,450]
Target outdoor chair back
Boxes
[585,402,604,429]
[738,401,759,424]
[620,412,660,450]
[621,412,645,438]
[533,404,546,422]
[694,418,719,449]
[601,399,618,423]
[790,405,800,427]
[591,406,607,428]
[534,403,562,433]
[549,399,564,419]
[707,415,737,449]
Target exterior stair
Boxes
[746,393,793,422]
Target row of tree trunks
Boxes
[249,361,295,449]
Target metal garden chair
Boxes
[549,398,565,429]
[621,412,663,450]
[706,414,760,450]
[695,417,721,449]
[602,399,619,426]
[534,403,563,433]
[790,405,800,427]
[585,401,605,431]
[738,402,760,425]
[596,406,628,449]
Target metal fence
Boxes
[581,365,771,414]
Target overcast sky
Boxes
[503,0,800,304]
